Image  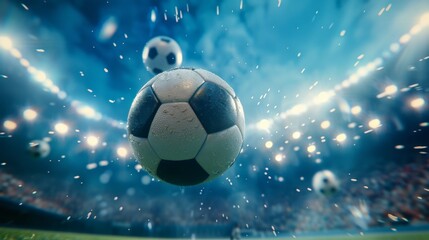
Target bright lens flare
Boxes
[368,118,381,129]
[385,85,397,95]
[257,119,272,131]
[0,37,13,50]
[292,131,301,139]
[420,12,429,27]
[351,106,362,115]
[54,122,69,135]
[410,98,425,109]
[274,154,283,162]
[77,106,96,118]
[34,71,47,82]
[3,120,17,131]
[320,121,330,129]
[23,108,38,121]
[399,34,411,44]
[86,135,99,147]
[336,133,347,142]
[265,141,273,149]
[116,147,128,158]
[307,145,316,153]
[289,104,307,115]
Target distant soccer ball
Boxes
[127,68,245,186]
[312,170,339,196]
[142,36,183,75]
[27,140,50,158]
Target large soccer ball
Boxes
[142,36,183,75]
[27,140,50,158]
[127,68,245,186]
[312,170,340,196]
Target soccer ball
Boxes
[127,68,245,186]
[142,36,183,75]
[312,170,339,196]
[27,140,50,158]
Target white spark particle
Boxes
[414,146,427,150]
[386,4,392,11]
[21,3,29,10]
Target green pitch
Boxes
[0,227,428,240]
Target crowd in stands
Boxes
[0,172,68,215]
[1,157,428,234]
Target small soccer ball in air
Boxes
[27,140,50,158]
[127,68,245,186]
[142,36,183,75]
[312,170,339,196]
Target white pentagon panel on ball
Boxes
[193,68,236,97]
[129,135,161,176]
[148,102,207,160]
[152,69,205,103]
[196,125,243,177]
[143,71,165,89]
[234,97,245,138]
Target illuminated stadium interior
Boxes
[0,0,429,239]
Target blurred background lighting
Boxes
[307,145,316,153]
[257,119,272,131]
[34,71,47,82]
[368,118,381,129]
[265,141,273,149]
[0,36,12,50]
[289,104,308,115]
[10,48,21,59]
[54,122,69,135]
[86,135,99,147]
[3,120,17,131]
[99,17,118,40]
[385,85,398,95]
[274,153,283,162]
[23,108,38,121]
[351,106,362,115]
[292,131,301,139]
[336,133,347,143]
[116,147,128,158]
[410,97,425,109]
[320,120,330,129]
[420,12,429,27]
[77,106,96,118]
